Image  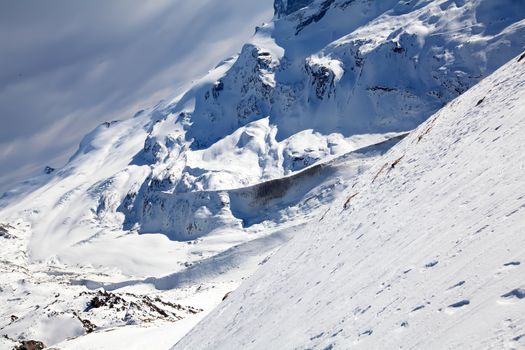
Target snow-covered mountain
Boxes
[1,0,524,348]
[175,51,525,350]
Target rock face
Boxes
[44,166,55,174]
[15,340,45,350]
[274,0,315,17]
[0,223,15,239]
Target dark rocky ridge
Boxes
[274,0,315,17]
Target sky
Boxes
[0,0,273,193]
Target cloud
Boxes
[0,0,273,193]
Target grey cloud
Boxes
[0,0,273,193]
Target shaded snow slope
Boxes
[174,53,525,349]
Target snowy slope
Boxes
[174,53,525,349]
[1,0,522,273]
[0,0,524,348]
[2,0,524,266]
[0,137,398,349]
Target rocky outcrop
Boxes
[304,57,342,100]
[44,166,55,174]
[0,223,15,239]
[14,340,45,350]
[274,0,315,17]
[187,44,277,149]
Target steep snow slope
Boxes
[174,53,525,349]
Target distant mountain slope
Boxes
[174,53,525,349]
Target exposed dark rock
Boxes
[79,290,202,324]
[15,340,45,350]
[44,166,55,174]
[296,0,336,34]
[306,61,339,100]
[212,80,224,99]
[141,135,165,162]
[222,291,233,301]
[367,86,397,92]
[425,260,439,268]
[274,0,315,17]
[72,311,97,333]
[0,223,15,239]
[101,120,119,128]
[476,97,485,106]
[87,290,126,311]
[392,45,405,54]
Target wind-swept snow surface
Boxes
[174,55,525,349]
